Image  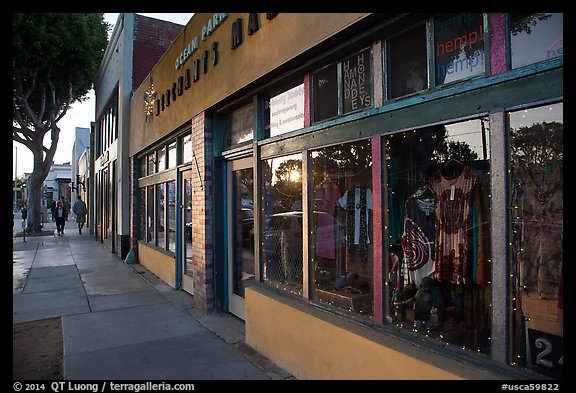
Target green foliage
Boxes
[510,121,563,167]
[13,13,110,123]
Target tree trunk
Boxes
[26,141,52,232]
[26,172,45,232]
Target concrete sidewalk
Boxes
[13,220,294,380]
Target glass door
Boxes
[180,169,194,294]
[227,158,255,319]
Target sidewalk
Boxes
[13,219,294,381]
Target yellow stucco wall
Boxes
[245,286,502,380]
[137,243,176,288]
[130,13,370,157]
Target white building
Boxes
[71,127,90,200]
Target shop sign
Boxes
[435,13,485,85]
[268,84,305,137]
[175,13,228,70]
[147,13,278,122]
[343,50,371,112]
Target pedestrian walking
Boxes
[72,195,87,234]
[54,201,68,235]
[20,201,28,241]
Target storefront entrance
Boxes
[179,169,195,294]
[227,158,255,319]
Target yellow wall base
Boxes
[137,243,176,288]
[245,286,501,380]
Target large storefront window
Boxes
[310,139,373,315]
[435,13,485,85]
[157,183,165,249]
[386,118,491,353]
[146,185,154,243]
[509,13,563,70]
[262,153,303,295]
[138,187,146,241]
[167,181,176,252]
[509,103,563,378]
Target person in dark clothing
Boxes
[72,195,87,234]
[54,201,68,235]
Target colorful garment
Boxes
[430,165,476,284]
[339,186,373,264]
[401,186,436,287]
[515,161,563,300]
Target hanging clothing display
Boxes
[401,186,435,287]
[430,164,476,285]
[470,184,490,285]
[515,161,563,300]
[314,180,341,259]
[339,186,373,264]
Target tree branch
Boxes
[17,77,46,131]
[13,126,31,148]
[55,81,73,123]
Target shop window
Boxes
[167,141,177,169]
[157,146,166,172]
[310,139,373,316]
[139,157,146,178]
[434,13,485,86]
[97,90,118,156]
[146,186,155,243]
[182,133,193,164]
[313,63,338,122]
[509,103,563,378]
[138,187,146,241]
[386,118,491,353]
[147,152,156,175]
[342,48,372,114]
[167,181,176,252]
[509,13,563,70]
[266,83,305,138]
[261,153,303,295]
[388,25,428,99]
[157,183,165,249]
[225,102,254,147]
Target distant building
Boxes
[77,146,90,230]
[40,162,71,208]
[71,127,90,201]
